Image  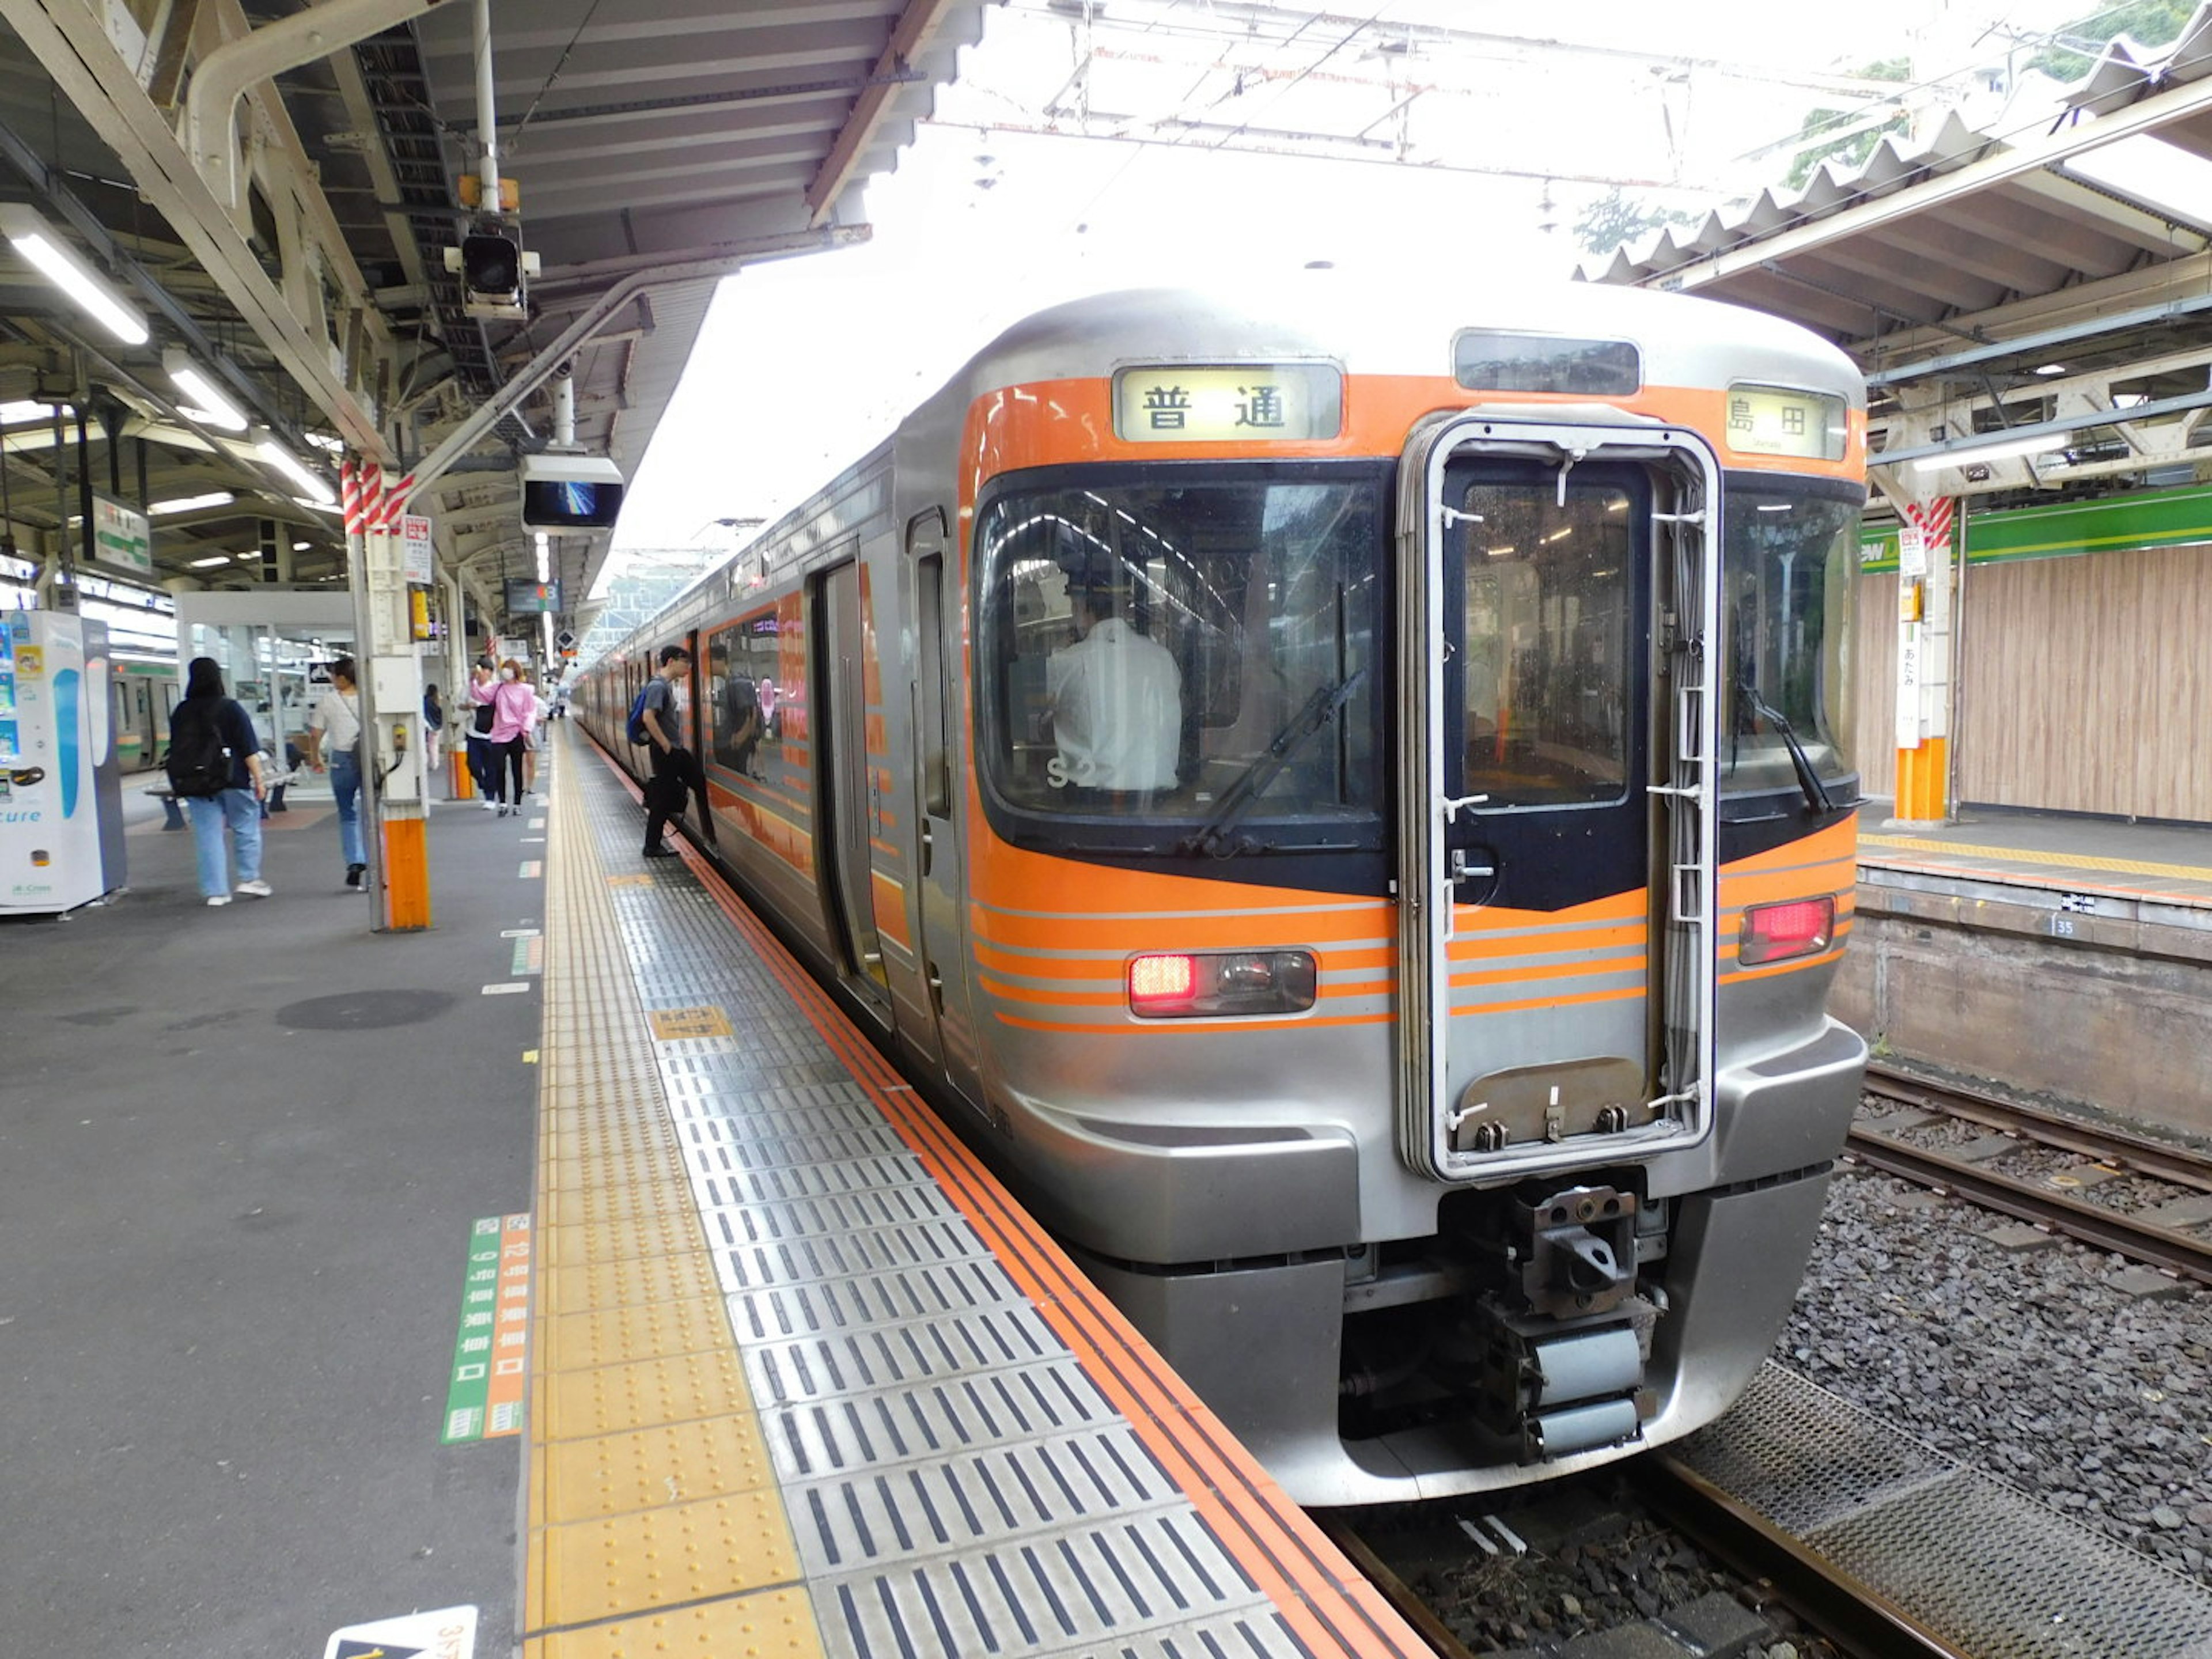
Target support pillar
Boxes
[1889,497,1956,827]
[343,458,430,930]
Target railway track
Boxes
[1321,1462,1950,1659]
[1851,1062,2212,1287]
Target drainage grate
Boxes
[1683,1365,2212,1659]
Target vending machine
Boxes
[0,611,127,914]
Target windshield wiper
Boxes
[1179,668,1369,858]
[1737,677,1834,815]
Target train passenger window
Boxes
[975,464,1386,855]
[1455,481,1634,808]
[1721,478,1861,793]
[704,608,779,780]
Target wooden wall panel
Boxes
[1853,571,1897,804]
[1955,543,2212,823]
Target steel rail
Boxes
[1312,1517,1482,1659]
[1634,1455,1971,1659]
[1844,1130,2212,1287]
[1863,1062,2212,1195]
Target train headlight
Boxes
[1127,950,1318,1018]
[1738,896,1835,965]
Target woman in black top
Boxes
[170,657,270,906]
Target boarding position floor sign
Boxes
[323,1603,477,1659]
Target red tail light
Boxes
[1739,897,1835,965]
[1127,953,1199,1014]
[1127,950,1317,1018]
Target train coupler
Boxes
[1518,1183,1640,1318]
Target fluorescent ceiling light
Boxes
[1907,431,2068,472]
[150,491,237,515]
[292,540,312,551]
[164,351,248,431]
[2033,364,2067,377]
[0,399,70,425]
[2063,135,2212,232]
[256,437,338,507]
[0,202,150,345]
[188,554,233,569]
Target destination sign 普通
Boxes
[1725,384,1848,461]
[1113,363,1342,444]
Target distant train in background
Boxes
[576,279,1869,1506]
[109,656,180,772]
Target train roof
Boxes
[915,277,1865,429]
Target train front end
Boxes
[953,284,1868,1506]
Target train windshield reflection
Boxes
[1722,478,1861,795]
[976,465,1385,854]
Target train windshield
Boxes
[1721,475,1861,796]
[976,464,1385,857]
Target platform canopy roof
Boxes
[0,0,995,622]
[1585,3,2212,509]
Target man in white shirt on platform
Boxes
[1046,582,1181,793]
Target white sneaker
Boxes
[206,894,231,907]
[481,799,498,811]
[236,879,272,897]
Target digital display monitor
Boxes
[520,477,623,531]
[505,579,563,613]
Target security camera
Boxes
[443,218,540,320]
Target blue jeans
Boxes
[329,749,366,868]
[185,787,263,897]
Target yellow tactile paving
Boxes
[529,1491,801,1629]
[1862,832,2212,887]
[536,1348,755,1441]
[536,1249,725,1317]
[537,1174,695,1233]
[537,1414,778,1522]
[535,1296,732,1374]
[537,1210,710,1272]
[525,1587,819,1659]
[525,744,821,1657]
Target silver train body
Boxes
[577,280,1869,1505]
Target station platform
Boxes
[1846,802,2212,1143]
[1859,802,2212,914]
[0,729,1423,1659]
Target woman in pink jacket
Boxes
[472,658,539,816]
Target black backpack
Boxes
[165,703,234,798]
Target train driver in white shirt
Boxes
[1046,579,1182,794]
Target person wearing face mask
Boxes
[473,657,540,816]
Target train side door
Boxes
[906,510,985,1104]
[1396,418,1721,1183]
[815,558,893,1022]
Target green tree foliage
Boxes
[1784,58,1912,191]
[2031,0,2198,81]
[1573,188,1703,258]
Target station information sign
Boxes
[1112,363,1342,443]
[1724,383,1848,461]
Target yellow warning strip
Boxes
[1862,832,2212,888]
[524,737,823,1659]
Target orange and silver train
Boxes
[576,281,1866,1506]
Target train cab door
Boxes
[1395,416,1722,1184]
[815,556,893,1024]
[906,510,986,1108]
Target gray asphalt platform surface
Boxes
[0,769,568,1657]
